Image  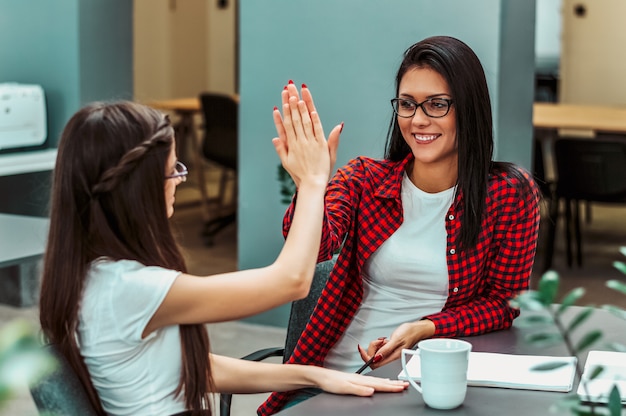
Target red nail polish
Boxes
[340,122,344,133]
[301,83,308,89]
[288,79,294,84]
[273,106,278,111]
[284,86,288,90]
[373,354,383,364]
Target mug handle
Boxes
[401,348,422,394]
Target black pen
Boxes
[355,355,377,374]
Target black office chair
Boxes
[219,257,336,416]
[532,134,554,201]
[199,92,238,246]
[542,138,626,271]
[29,344,98,416]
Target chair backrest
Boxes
[594,131,626,142]
[554,137,626,201]
[283,256,336,362]
[29,344,98,415]
[199,92,238,170]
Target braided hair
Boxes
[40,101,214,415]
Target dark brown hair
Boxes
[385,36,533,249]
[39,101,214,414]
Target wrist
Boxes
[411,319,436,345]
[297,177,328,192]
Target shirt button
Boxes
[448,214,455,220]
[449,248,456,255]
[453,287,459,293]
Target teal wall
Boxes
[0,0,133,216]
[238,0,537,327]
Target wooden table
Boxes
[533,102,626,134]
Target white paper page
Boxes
[577,350,626,403]
[399,351,577,392]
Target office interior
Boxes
[1,1,626,414]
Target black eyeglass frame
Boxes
[390,97,454,119]
[165,161,188,180]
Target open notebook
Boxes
[577,350,626,403]
[398,351,577,392]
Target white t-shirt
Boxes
[78,258,184,416]
[324,174,454,373]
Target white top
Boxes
[78,258,184,416]
[324,174,454,372]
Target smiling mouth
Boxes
[413,134,438,143]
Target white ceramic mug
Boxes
[401,339,472,410]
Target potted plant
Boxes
[512,247,626,416]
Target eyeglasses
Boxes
[390,97,453,118]
[165,161,188,181]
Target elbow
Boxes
[287,270,313,300]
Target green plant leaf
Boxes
[564,306,594,336]
[574,330,602,354]
[510,292,545,311]
[525,332,563,347]
[585,364,605,381]
[605,341,626,352]
[557,287,586,315]
[537,271,560,306]
[531,361,571,371]
[607,384,622,416]
[515,314,554,328]
[601,304,626,321]
[606,278,626,295]
[548,395,586,415]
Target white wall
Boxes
[238,0,537,327]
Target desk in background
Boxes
[533,102,626,134]
[279,306,626,415]
[532,102,626,183]
[0,213,49,307]
[148,96,238,222]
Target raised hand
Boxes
[272,82,341,188]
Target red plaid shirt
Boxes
[258,154,540,415]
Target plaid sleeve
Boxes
[282,160,362,262]
[426,170,540,337]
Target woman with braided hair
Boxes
[39,100,407,416]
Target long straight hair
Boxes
[39,101,214,415]
[384,36,528,249]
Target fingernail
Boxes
[288,79,294,84]
[273,106,278,111]
[283,86,288,90]
[301,83,308,89]
[357,344,362,352]
[373,354,383,363]
[377,336,386,340]
[340,122,344,133]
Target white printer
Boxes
[0,83,47,151]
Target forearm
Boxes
[425,293,519,337]
[273,180,327,284]
[211,354,323,394]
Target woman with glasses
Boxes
[38,101,407,416]
[260,35,540,415]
